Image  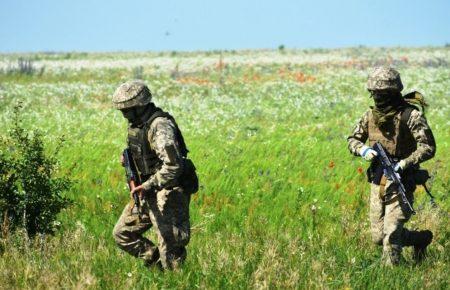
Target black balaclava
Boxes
[121,103,156,127]
[371,91,406,128]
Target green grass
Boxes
[0,47,449,289]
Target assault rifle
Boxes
[123,148,141,216]
[373,142,416,215]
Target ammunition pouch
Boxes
[399,167,428,192]
[367,159,383,184]
[180,158,199,194]
[413,169,430,185]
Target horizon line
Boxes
[1,43,449,55]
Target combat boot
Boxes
[382,244,403,266]
[145,259,163,271]
[143,248,162,270]
[412,230,433,263]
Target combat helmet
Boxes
[367,66,403,92]
[112,80,152,110]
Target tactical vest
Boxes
[367,107,417,159]
[127,109,188,178]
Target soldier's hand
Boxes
[130,185,145,199]
[120,154,125,167]
[360,146,378,161]
[394,160,406,173]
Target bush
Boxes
[0,104,72,238]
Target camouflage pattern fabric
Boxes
[347,108,435,168]
[369,178,434,265]
[367,66,403,92]
[113,116,190,270]
[113,187,190,269]
[348,103,436,265]
[369,179,413,265]
[112,80,152,110]
[141,117,185,190]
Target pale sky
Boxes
[0,0,449,52]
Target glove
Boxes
[394,160,406,173]
[359,145,378,161]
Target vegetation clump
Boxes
[0,104,72,239]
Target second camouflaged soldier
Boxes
[347,67,436,266]
[112,80,198,270]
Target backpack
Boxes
[400,91,436,192]
[401,91,428,124]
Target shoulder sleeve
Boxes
[347,110,370,156]
[141,117,184,190]
[403,109,436,168]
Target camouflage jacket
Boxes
[347,108,436,168]
[139,117,184,191]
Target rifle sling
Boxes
[378,175,387,199]
[379,177,401,206]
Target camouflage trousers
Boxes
[113,187,191,270]
[369,178,422,265]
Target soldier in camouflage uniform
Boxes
[347,67,436,265]
[112,80,192,270]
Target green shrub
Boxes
[0,104,72,238]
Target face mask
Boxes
[121,108,137,123]
[121,105,151,125]
[371,91,394,108]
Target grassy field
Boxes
[0,47,449,289]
